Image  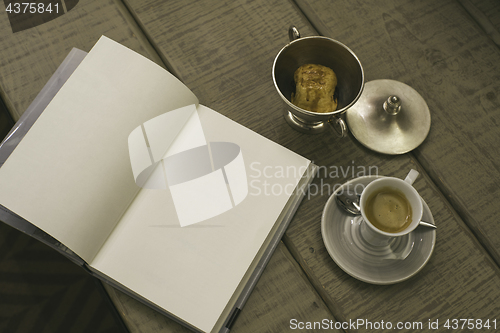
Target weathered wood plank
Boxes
[123,0,500,330]
[104,242,339,333]
[463,0,500,46]
[294,0,500,264]
[0,0,164,121]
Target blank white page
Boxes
[92,105,311,332]
[0,37,198,262]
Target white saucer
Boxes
[321,176,436,284]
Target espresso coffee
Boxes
[364,187,412,233]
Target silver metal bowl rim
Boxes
[272,35,365,118]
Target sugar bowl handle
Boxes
[327,117,348,138]
[289,26,301,42]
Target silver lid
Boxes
[346,79,431,155]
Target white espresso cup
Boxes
[358,169,423,246]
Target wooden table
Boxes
[1,0,499,332]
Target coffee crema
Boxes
[364,187,412,233]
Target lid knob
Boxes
[383,95,402,115]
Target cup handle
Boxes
[327,117,348,138]
[288,26,301,42]
[404,169,419,185]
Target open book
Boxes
[0,37,316,333]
